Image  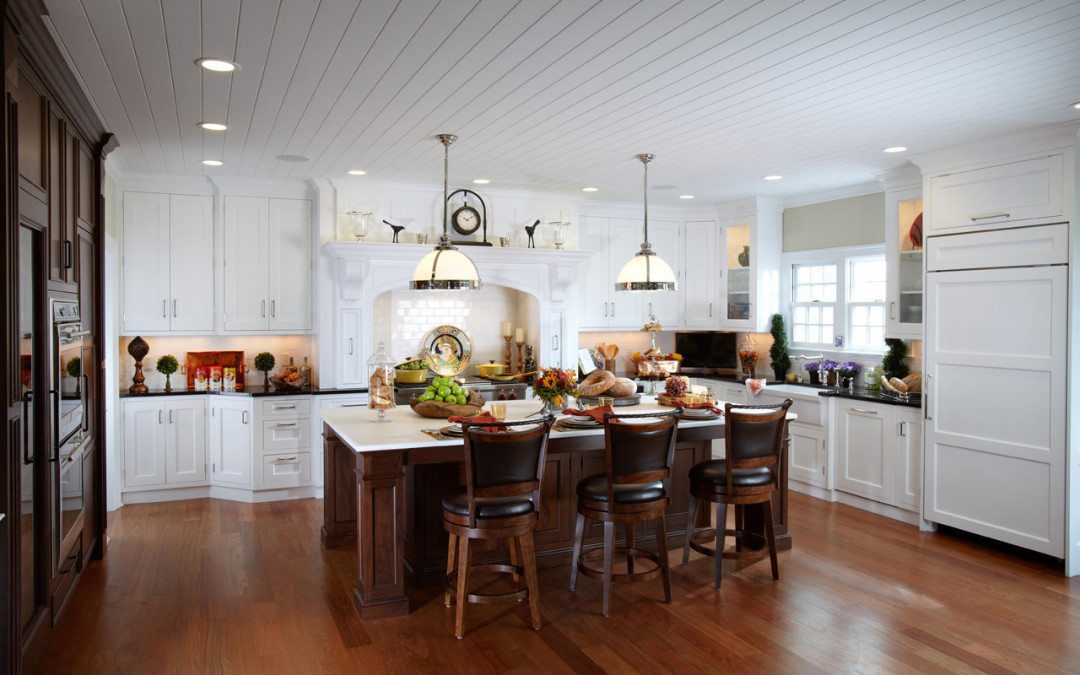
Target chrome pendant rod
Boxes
[637,153,653,246]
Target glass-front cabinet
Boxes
[725,222,752,323]
[883,165,924,338]
[716,197,783,332]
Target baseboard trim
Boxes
[121,485,318,505]
[790,480,919,526]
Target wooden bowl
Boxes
[408,390,486,419]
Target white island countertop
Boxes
[320,397,796,454]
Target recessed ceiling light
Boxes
[472,178,490,184]
[1073,101,1080,109]
[196,58,238,72]
[582,187,599,192]
[763,175,782,181]
[275,154,309,163]
[882,146,907,153]
[347,169,366,176]
[678,194,694,199]
[202,159,223,167]
[198,122,227,131]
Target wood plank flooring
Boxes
[42,493,1080,674]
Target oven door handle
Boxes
[49,389,60,462]
[22,391,33,465]
[69,330,92,338]
[81,374,90,432]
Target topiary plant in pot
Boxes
[254,352,276,388]
[156,354,179,392]
[882,339,910,380]
[769,313,791,382]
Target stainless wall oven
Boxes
[51,300,88,571]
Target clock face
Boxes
[452,205,481,235]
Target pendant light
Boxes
[615,153,677,292]
[411,134,482,290]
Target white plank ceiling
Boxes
[43,0,1080,203]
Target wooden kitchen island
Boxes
[320,399,792,620]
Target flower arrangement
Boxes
[837,361,862,378]
[533,368,578,410]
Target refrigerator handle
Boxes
[924,372,932,421]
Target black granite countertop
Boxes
[816,386,921,408]
[119,385,369,398]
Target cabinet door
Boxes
[580,216,609,328]
[122,400,166,487]
[885,188,923,338]
[716,382,747,406]
[209,399,252,487]
[894,409,921,510]
[928,154,1064,233]
[77,229,95,338]
[63,128,79,284]
[607,218,644,328]
[47,108,66,285]
[166,399,207,485]
[834,401,893,503]
[642,219,681,327]
[222,196,270,331]
[122,193,171,332]
[168,195,215,331]
[267,198,312,330]
[682,220,718,327]
[787,422,826,488]
[547,309,565,370]
[339,308,364,386]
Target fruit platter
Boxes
[657,375,709,407]
[409,376,486,418]
[270,364,309,390]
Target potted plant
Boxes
[822,359,840,386]
[532,367,578,414]
[156,354,179,392]
[768,314,791,382]
[66,356,82,395]
[837,361,862,390]
[805,360,821,385]
[254,352,276,388]
[882,339,910,380]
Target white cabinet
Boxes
[641,219,681,327]
[788,422,827,488]
[882,166,923,338]
[208,397,252,487]
[223,196,312,332]
[313,394,369,489]
[717,198,783,331]
[122,397,207,489]
[122,193,214,333]
[338,308,364,386]
[579,216,645,329]
[927,154,1065,233]
[122,398,167,487]
[895,409,922,510]
[682,220,719,327]
[832,398,923,512]
[165,398,207,485]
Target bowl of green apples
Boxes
[409,376,486,418]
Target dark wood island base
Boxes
[321,422,790,620]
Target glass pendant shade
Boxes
[616,153,677,292]
[615,246,677,291]
[411,247,481,290]
[411,133,482,290]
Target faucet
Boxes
[795,354,826,385]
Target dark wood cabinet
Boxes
[16,66,46,201]
[77,230,95,338]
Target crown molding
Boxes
[909,122,1080,174]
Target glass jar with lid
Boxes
[367,341,397,422]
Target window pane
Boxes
[850,257,887,302]
[794,306,807,323]
[794,325,806,342]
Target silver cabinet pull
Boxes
[925,372,933,421]
[173,299,178,318]
[969,212,1009,222]
[162,299,167,318]
[274,404,297,410]
[261,300,266,318]
[158,409,163,423]
[348,338,354,355]
[242,411,249,424]
[648,302,653,316]
[708,301,713,318]
[274,422,298,429]
[611,301,615,316]
[271,300,276,318]
[271,456,299,465]
[890,301,895,320]
[169,409,173,423]
[552,334,559,351]
[851,408,878,415]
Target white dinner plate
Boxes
[561,416,602,427]
[681,408,716,418]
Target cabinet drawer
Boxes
[756,391,823,427]
[261,418,311,452]
[929,154,1064,232]
[260,452,311,489]
[927,222,1068,271]
[261,398,311,418]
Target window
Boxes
[791,264,837,346]
[784,246,887,353]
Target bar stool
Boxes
[442,416,554,639]
[569,410,680,617]
[681,400,792,589]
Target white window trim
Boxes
[781,244,887,355]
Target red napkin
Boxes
[448,413,503,432]
[562,406,616,424]
[680,402,725,415]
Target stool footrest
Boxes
[576,546,662,583]
[688,529,771,565]
[445,563,529,606]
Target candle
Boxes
[515,328,525,342]
[501,321,512,338]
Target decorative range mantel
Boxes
[320,242,590,390]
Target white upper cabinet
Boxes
[927,154,1065,234]
[223,196,271,332]
[267,198,312,331]
[122,192,213,334]
[168,195,214,332]
[579,216,643,330]
[882,166,924,339]
[223,196,312,332]
[122,193,171,332]
[717,198,783,332]
[641,219,681,328]
[682,220,719,328]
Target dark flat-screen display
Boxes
[675,332,737,369]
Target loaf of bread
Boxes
[578,370,616,397]
[605,377,636,398]
[901,372,922,393]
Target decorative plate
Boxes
[421,325,473,376]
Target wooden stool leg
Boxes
[519,531,542,630]
[626,522,635,578]
[656,514,671,603]
[444,532,458,608]
[454,535,472,639]
[569,513,585,591]
[602,521,614,617]
[682,494,698,567]
[509,536,521,583]
[715,501,728,590]
[734,504,744,553]
[763,498,779,581]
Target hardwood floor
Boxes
[43,493,1080,674]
